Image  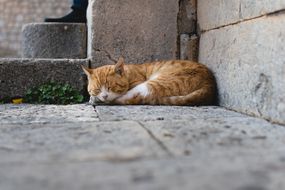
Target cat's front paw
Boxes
[113,97,126,105]
[114,94,143,105]
[89,96,106,105]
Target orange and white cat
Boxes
[82,57,216,106]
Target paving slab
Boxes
[0,122,165,164]
[142,117,285,156]
[0,104,98,125]
[96,106,245,121]
[0,104,285,190]
[0,151,285,190]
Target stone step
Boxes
[22,23,87,59]
[0,58,88,99]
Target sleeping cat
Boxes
[82,57,216,106]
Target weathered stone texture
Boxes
[0,104,99,125]
[22,23,87,59]
[199,13,285,124]
[87,0,179,67]
[96,106,244,121]
[180,34,199,61]
[198,0,285,31]
[0,121,165,164]
[0,58,88,99]
[1,105,285,189]
[178,0,197,35]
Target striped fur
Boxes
[82,57,216,106]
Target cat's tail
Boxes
[158,86,216,106]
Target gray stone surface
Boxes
[0,104,99,125]
[87,0,179,67]
[142,117,285,156]
[96,106,245,121]
[178,0,197,35]
[0,58,88,99]
[180,34,198,61]
[199,13,285,125]
[0,121,165,164]
[198,0,285,31]
[22,23,87,59]
[0,105,285,190]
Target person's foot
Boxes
[44,9,86,23]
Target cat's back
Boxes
[125,60,216,105]
[144,60,212,79]
[148,60,215,94]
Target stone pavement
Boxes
[0,104,285,190]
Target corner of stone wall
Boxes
[198,0,285,125]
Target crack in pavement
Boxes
[137,121,174,157]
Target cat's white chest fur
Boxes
[116,82,149,102]
[132,82,149,97]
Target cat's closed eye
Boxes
[115,82,126,88]
[89,89,100,95]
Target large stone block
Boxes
[198,0,285,31]
[87,0,179,67]
[0,58,88,99]
[22,23,87,59]
[199,13,285,124]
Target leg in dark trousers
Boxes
[45,0,88,23]
[72,0,88,11]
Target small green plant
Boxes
[24,82,84,104]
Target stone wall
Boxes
[198,0,285,124]
[0,0,70,57]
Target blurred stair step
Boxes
[22,23,87,59]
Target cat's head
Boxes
[82,57,129,105]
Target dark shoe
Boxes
[44,9,86,23]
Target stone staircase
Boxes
[0,58,88,99]
[0,23,89,100]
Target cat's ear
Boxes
[115,57,125,76]
[81,65,92,79]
